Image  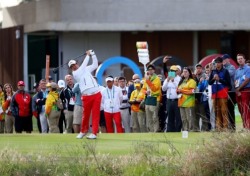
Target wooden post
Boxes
[45,55,50,82]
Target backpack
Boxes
[51,93,63,110]
[55,98,64,110]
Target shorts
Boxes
[73,105,83,125]
[15,116,33,133]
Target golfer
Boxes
[68,50,101,139]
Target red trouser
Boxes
[236,89,250,129]
[81,92,101,135]
[104,111,123,133]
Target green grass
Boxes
[0,115,248,176]
[3,114,242,157]
[0,132,212,156]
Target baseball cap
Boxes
[134,83,141,87]
[58,80,65,88]
[50,82,58,89]
[214,57,223,63]
[105,75,114,82]
[48,75,53,81]
[176,65,181,71]
[195,64,203,68]
[147,64,155,70]
[18,80,25,86]
[68,60,77,68]
[222,54,230,60]
[170,65,178,71]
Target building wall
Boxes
[3,0,250,32]
[0,26,23,89]
[59,32,121,82]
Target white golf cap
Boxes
[58,80,65,88]
[105,76,114,82]
[68,60,76,68]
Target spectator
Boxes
[101,76,123,133]
[208,57,231,131]
[207,62,216,130]
[162,65,182,132]
[11,81,33,133]
[194,64,208,131]
[118,76,131,133]
[0,85,4,133]
[177,67,197,131]
[58,80,66,133]
[48,75,53,83]
[222,54,236,130]
[142,64,162,132]
[2,83,15,133]
[61,74,75,134]
[235,54,250,130]
[72,83,83,133]
[246,60,250,66]
[176,65,182,77]
[36,79,49,133]
[197,64,212,131]
[45,82,61,133]
[161,56,170,131]
[129,79,146,132]
[31,82,42,133]
[128,74,140,99]
[114,77,119,87]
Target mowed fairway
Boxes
[0,132,213,156]
[0,113,242,157]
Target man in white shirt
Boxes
[101,76,124,133]
[118,76,131,133]
[162,65,182,132]
[68,49,101,139]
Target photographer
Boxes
[162,65,182,132]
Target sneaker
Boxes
[76,132,86,139]
[86,133,97,139]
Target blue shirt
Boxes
[72,83,83,106]
[235,64,250,89]
[224,63,236,91]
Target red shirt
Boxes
[13,91,32,117]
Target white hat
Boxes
[176,65,181,71]
[58,80,65,88]
[68,60,76,68]
[105,76,114,82]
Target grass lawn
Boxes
[0,132,213,156]
[0,115,248,176]
[0,113,243,157]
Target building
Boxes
[1,0,250,89]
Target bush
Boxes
[178,132,250,176]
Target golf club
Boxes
[53,53,87,74]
